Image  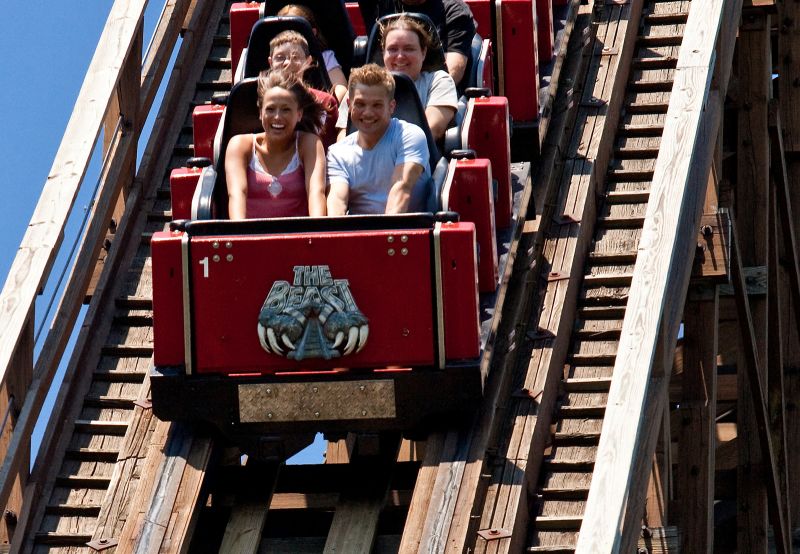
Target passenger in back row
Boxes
[335,15,458,142]
[226,69,327,219]
[327,64,430,215]
[268,31,339,148]
[277,4,348,102]
[359,0,476,85]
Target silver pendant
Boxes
[268,178,282,197]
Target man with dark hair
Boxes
[359,0,476,85]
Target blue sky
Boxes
[0,2,325,465]
[0,3,112,273]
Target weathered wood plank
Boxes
[323,434,401,554]
[574,0,735,550]
[218,463,281,553]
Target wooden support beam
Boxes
[736,13,771,553]
[0,313,32,546]
[767,164,792,538]
[116,424,213,553]
[323,434,401,554]
[87,21,144,303]
[777,0,800,531]
[676,286,718,554]
[574,0,736,550]
[219,462,281,553]
[730,217,792,554]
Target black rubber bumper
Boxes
[151,363,483,440]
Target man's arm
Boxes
[426,105,457,141]
[385,161,424,214]
[327,180,350,215]
[445,51,468,85]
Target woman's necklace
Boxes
[257,135,292,198]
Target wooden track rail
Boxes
[2,0,799,552]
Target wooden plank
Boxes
[0,0,147,405]
[399,430,466,552]
[139,0,195,117]
[87,22,143,302]
[735,14,771,554]
[113,423,212,553]
[323,434,401,554]
[574,0,736,549]
[0,314,32,545]
[218,462,281,553]
[676,287,718,553]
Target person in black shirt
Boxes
[359,0,476,85]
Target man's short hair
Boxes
[347,64,395,100]
[269,30,310,56]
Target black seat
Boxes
[243,16,331,90]
[458,33,484,94]
[364,13,446,71]
[262,0,356,75]
[195,78,262,219]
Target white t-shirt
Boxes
[335,70,458,129]
[327,118,431,214]
[322,49,341,72]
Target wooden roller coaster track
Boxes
[1,0,800,552]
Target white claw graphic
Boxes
[257,324,269,352]
[344,327,359,355]
[282,334,296,350]
[267,328,284,354]
[356,325,369,353]
[332,331,344,349]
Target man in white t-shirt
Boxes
[327,64,431,215]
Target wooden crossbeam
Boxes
[220,462,281,553]
[323,434,401,554]
[574,0,737,550]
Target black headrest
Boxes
[244,16,331,90]
[458,33,483,95]
[391,73,441,168]
[365,13,446,71]
[262,0,355,75]
[212,78,262,217]
[345,72,441,168]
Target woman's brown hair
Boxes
[379,15,441,72]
